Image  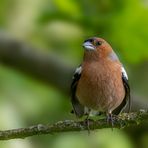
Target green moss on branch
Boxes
[0,110,147,140]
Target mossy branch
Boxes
[0,110,147,140]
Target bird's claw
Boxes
[84,118,94,134]
[107,113,117,127]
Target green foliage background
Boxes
[0,0,148,148]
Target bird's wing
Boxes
[71,66,84,117]
[113,67,131,115]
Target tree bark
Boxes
[0,110,147,140]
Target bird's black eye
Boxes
[96,41,102,46]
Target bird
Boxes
[70,37,131,124]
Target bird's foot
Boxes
[84,117,94,135]
[107,113,117,128]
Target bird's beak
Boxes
[83,41,95,51]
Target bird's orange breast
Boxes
[76,60,125,113]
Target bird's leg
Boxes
[86,114,90,134]
[84,109,91,134]
[107,112,115,128]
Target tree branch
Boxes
[0,110,147,140]
[0,34,147,142]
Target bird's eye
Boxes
[95,41,102,46]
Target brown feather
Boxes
[76,59,125,113]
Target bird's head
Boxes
[83,37,113,61]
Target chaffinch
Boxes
[71,37,131,123]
